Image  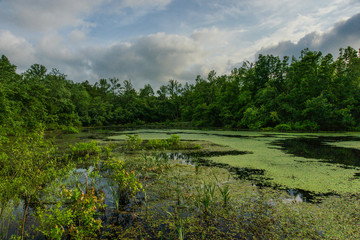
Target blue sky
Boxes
[0,0,360,89]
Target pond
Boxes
[108,129,360,195]
[3,128,360,239]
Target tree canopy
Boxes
[1,46,360,132]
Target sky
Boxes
[0,0,360,89]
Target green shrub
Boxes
[293,121,319,131]
[61,126,80,134]
[125,134,143,151]
[104,158,143,206]
[133,119,145,125]
[145,139,168,150]
[274,123,292,131]
[36,186,104,240]
[167,135,181,149]
[145,135,184,150]
[70,141,101,159]
[0,129,72,239]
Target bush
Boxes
[61,126,80,134]
[293,121,319,131]
[145,139,168,150]
[36,186,104,240]
[145,135,183,150]
[167,135,181,149]
[70,141,101,159]
[274,123,292,131]
[125,134,143,151]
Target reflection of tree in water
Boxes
[272,137,360,167]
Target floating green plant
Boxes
[109,129,360,195]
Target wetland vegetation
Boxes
[1,47,360,239]
[1,128,360,239]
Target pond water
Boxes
[108,129,360,195]
[271,136,360,167]
[4,129,360,238]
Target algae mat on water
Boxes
[108,129,360,195]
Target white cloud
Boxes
[1,0,360,90]
[257,13,360,59]
[0,0,104,32]
[0,30,35,69]
[119,0,172,9]
[69,29,89,43]
[36,33,78,62]
[86,32,204,88]
[190,27,250,73]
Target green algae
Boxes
[108,129,360,195]
[117,154,360,239]
[327,141,360,150]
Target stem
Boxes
[21,196,30,240]
[0,200,6,220]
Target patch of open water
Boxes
[271,136,360,168]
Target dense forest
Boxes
[1,46,360,132]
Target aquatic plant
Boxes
[167,207,186,240]
[104,158,143,207]
[195,182,216,215]
[36,186,105,240]
[194,161,200,174]
[125,134,143,151]
[61,125,80,134]
[218,183,231,208]
[70,140,102,162]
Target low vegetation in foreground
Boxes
[1,131,360,239]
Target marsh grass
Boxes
[195,182,216,215]
[113,153,360,239]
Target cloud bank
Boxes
[257,13,360,59]
[0,0,359,89]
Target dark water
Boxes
[120,130,281,139]
[271,136,360,168]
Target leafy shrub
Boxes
[0,128,71,239]
[293,121,319,131]
[167,135,181,149]
[125,134,143,151]
[36,186,104,240]
[133,119,145,125]
[274,123,292,131]
[61,126,80,134]
[104,158,143,206]
[145,135,185,150]
[70,141,101,159]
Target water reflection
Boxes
[271,136,360,167]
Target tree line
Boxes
[1,46,359,132]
